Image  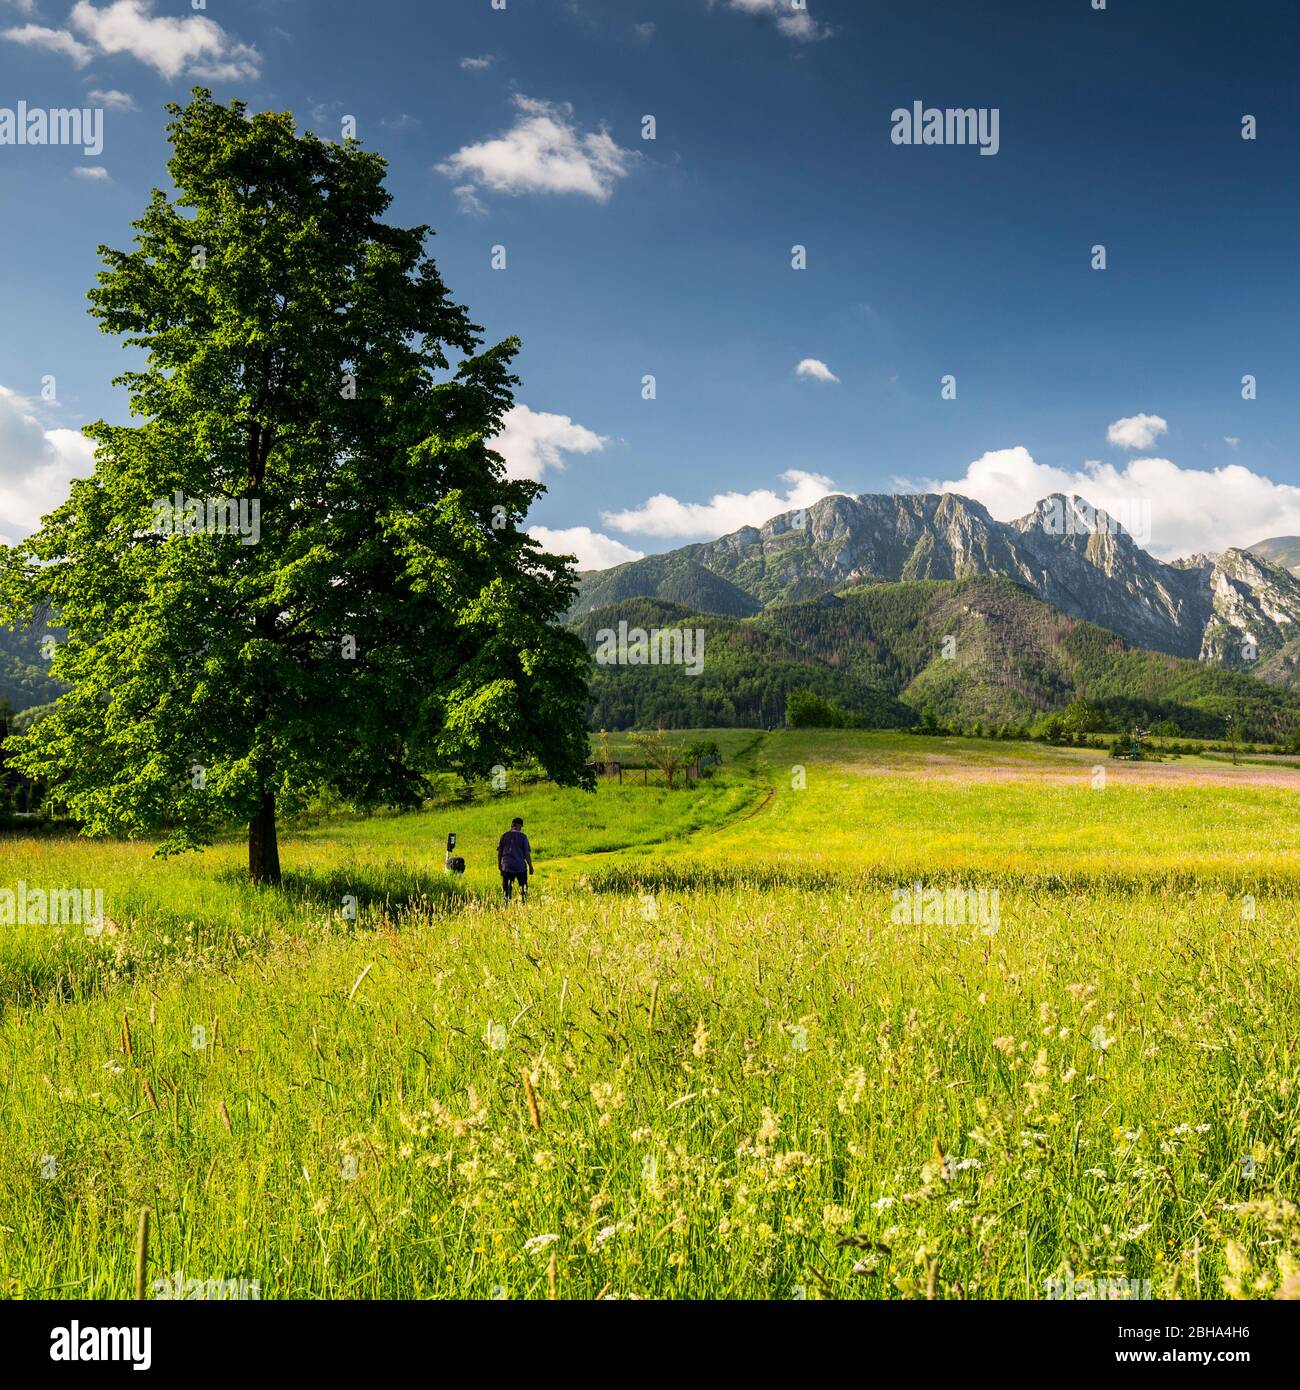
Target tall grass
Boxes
[0,730,1296,1299]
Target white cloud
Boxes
[495,404,609,482]
[3,1,261,80]
[459,54,494,70]
[635,21,656,40]
[795,357,839,383]
[603,468,838,539]
[1106,412,1168,451]
[87,87,136,109]
[722,0,830,42]
[450,183,486,217]
[0,386,96,535]
[528,525,645,570]
[915,444,1300,559]
[2,22,92,64]
[437,94,635,204]
[1224,436,1240,448]
[1,1,39,16]
[72,164,110,179]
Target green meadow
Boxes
[1,731,1297,1300]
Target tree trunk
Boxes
[249,792,281,884]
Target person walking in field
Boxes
[498,816,533,904]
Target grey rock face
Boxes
[573,490,1300,668]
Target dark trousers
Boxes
[501,869,528,902]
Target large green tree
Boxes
[0,90,593,882]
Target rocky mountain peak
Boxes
[570,490,1300,676]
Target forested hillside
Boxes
[0,621,63,714]
[575,579,1300,737]
[571,597,912,730]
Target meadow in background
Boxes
[1,730,1297,1300]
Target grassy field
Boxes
[1,731,1297,1300]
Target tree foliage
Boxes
[786,688,862,729]
[629,727,686,789]
[0,91,593,881]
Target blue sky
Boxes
[1,0,1297,565]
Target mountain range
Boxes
[574,492,1300,678]
[6,494,1300,739]
[575,578,1300,737]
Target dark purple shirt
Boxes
[498,830,531,874]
